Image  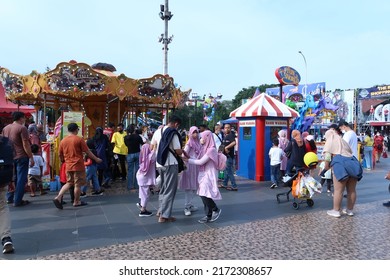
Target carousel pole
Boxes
[43,94,47,129]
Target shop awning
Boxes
[230,92,299,118]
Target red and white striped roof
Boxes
[230,92,299,118]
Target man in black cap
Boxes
[53,123,102,209]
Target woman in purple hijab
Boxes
[136,143,156,217]
[178,126,201,216]
[188,130,222,223]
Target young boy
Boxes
[268,138,284,189]
[28,144,47,197]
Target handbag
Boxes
[169,148,186,173]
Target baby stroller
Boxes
[276,152,321,209]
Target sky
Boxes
[1,0,390,101]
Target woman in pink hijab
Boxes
[178,126,201,216]
[136,143,156,217]
[188,130,222,223]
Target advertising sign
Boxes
[61,111,84,138]
[358,85,390,100]
[275,66,301,86]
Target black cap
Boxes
[67,123,79,132]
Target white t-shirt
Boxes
[343,130,358,158]
[213,133,222,150]
[151,126,181,168]
[28,155,44,176]
[269,146,284,166]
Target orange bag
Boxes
[291,172,303,198]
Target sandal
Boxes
[226,187,238,191]
[74,201,88,207]
[30,193,36,197]
[218,184,226,189]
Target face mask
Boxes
[377,133,380,136]
[200,138,205,145]
[341,130,346,134]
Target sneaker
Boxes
[136,202,142,210]
[210,208,222,222]
[327,209,341,218]
[189,205,198,212]
[2,237,14,254]
[184,208,192,216]
[383,201,390,207]
[198,216,210,224]
[341,209,354,216]
[270,183,276,189]
[327,189,331,193]
[139,210,153,217]
[91,190,104,196]
[80,192,87,198]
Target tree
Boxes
[232,84,279,109]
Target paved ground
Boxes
[1,158,390,260]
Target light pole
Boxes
[158,1,173,75]
[298,51,307,96]
[192,92,198,126]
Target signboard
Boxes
[358,85,390,100]
[265,120,288,127]
[61,111,84,138]
[239,120,255,127]
[275,66,301,86]
[266,82,326,98]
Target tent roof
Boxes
[230,92,299,118]
[0,84,35,114]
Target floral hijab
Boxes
[292,130,304,147]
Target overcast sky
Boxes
[1,0,389,100]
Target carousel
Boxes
[0,60,191,180]
[0,60,191,133]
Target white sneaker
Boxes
[189,205,198,212]
[136,202,142,210]
[327,209,341,218]
[342,209,354,216]
[210,208,222,222]
[184,208,192,216]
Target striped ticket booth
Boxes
[230,93,299,181]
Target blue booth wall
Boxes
[236,120,256,180]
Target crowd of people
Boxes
[2,110,390,255]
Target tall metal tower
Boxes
[158,0,173,75]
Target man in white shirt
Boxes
[212,124,223,150]
[151,115,183,223]
[338,120,358,158]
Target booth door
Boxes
[264,125,288,181]
[237,125,256,180]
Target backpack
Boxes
[216,151,227,171]
[0,136,14,188]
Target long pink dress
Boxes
[189,154,222,200]
[178,144,200,191]
[278,130,289,171]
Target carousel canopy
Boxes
[230,92,299,118]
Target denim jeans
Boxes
[223,157,237,188]
[270,164,281,185]
[364,146,373,169]
[82,164,100,193]
[127,152,140,190]
[7,157,29,205]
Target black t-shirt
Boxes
[124,134,144,154]
[222,132,235,158]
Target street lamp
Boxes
[158,1,173,75]
[192,92,198,126]
[298,51,308,96]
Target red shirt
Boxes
[103,127,114,141]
